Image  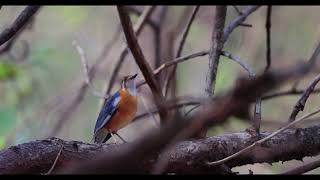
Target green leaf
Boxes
[0,62,18,80]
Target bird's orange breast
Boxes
[105,89,137,132]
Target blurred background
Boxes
[0,5,320,174]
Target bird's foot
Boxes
[114,132,127,143]
[245,126,261,140]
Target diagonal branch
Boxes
[288,74,320,122]
[104,6,156,97]
[116,6,167,122]
[223,6,260,43]
[164,6,200,96]
[0,6,40,46]
[205,6,227,97]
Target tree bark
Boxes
[1,124,320,174]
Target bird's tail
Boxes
[92,129,112,143]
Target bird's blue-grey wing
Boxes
[94,91,121,134]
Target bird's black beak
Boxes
[129,73,138,80]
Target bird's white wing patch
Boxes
[113,96,121,107]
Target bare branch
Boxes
[126,6,159,29]
[262,88,320,100]
[72,40,108,99]
[265,6,272,72]
[281,158,320,175]
[47,25,122,137]
[116,6,167,122]
[223,6,260,43]
[104,6,156,96]
[205,6,227,97]
[164,6,200,97]
[232,6,242,15]
[0,6,40,46]
[288,74,320,122]
[132,97,202,122]
[207,106,320,166]
[2,121,320,175]
[138,50,258,89]
[220,51,255,76]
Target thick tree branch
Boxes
[205,6,227,97]
[117,6,167,122]
[2,123,320,174]
[0,6,40,46]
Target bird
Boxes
[92,73,138,143]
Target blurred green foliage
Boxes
[0,62,18,80]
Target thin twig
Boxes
[265,6,272,72]
[47,25,122,137]
[164,6,200,97]
[239,23,252,27]
[223,6,260,43]
[221,51,255,76]
[153,6,168,71]
[281,158,320,175]
[262,88,320,100]
[184,104,202,117]
[207,107,320,166]
[132,97,202,122]
[0,6,40,46]
[288,74,320,122]
[117,6,167,122]
[72,40,108,99]
[44,146,63,175]
[138,50,255,88]
[138,94,159,127]
[232,6,242,15]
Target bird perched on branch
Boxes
[92,74,138,143]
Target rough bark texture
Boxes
[1,124,320,174]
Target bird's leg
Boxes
[114,131,127,143]
[110,133,118,144]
